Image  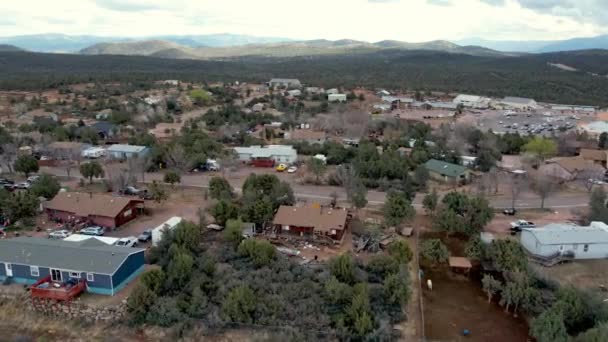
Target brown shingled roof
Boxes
[48,141,87,150]
[273,205,348,233]
[288,130,327,141]
[44,192,142,218]
[579,149,607,162]
[552,156,594,174]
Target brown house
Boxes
[539,156,603,182]
[284,129,327,144]
[579,149,608,167]
[272,205,348,244]
[44,192,144,229]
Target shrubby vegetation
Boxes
[130,222,412,340]
[2,50,608,106]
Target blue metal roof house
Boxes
[0,237,145,296]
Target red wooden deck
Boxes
[30,276,86,301]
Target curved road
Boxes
[43,166,590,210]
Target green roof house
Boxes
[424,159,471,184]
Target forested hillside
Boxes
[1,49,607,106]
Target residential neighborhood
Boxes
[1,50,608,342]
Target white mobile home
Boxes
[521,222,608,260]
[233,145,298,164]
[152,217,183,247]
[107,144,149,160]
[328,94,347,102]
[82,146,107,159]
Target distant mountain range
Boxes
[457,35,608,53]
[2,33,608,56]
[0,33,292,52]
[0,44,23,52]
[79,39,514,59]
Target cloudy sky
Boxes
[1,0,606,41]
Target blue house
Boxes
[0,237,145,296]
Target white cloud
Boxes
[0,0,605,41]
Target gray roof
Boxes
[269,78,301,84]
[107,144,148,153]
[0,237,144,275]
[502,97,536,105]
[523,222,608,245]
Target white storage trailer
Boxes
[152,216,183,247]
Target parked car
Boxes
[115,236,138,247]
[137,229,152,242]
[287,166,298,173]
[1,183,15,192]
[503,208,517,216]
[14,182,31,189]
[27,175,40,183]
[275,164,287,172]
[0,178,14,185]
[121,186,150,199]
[510,220,536,232]
[121,186,143,196]
[79,226,105,236]
[48,230,71,239]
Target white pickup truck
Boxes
[115,236,138,247]
[510,220,536,232]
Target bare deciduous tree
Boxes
[576,168,606,193]
[531,175,558,209]
[0,143,18,174]
[165,144,192,174]
[507,173,527,211]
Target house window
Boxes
[584,244,589,252]
[69,272,80,278]
[30,266,39,277]
[86,273,94,282]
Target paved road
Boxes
[43,166,590,210]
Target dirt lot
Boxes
[485,209,577,236]
[420,232,529,341]
[532,260,608,294]
[422,266,530,342]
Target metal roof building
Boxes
[424,159,471,184]
[521,222,608,259]
[233,145,297,164]
[0,237,145,295]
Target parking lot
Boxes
[459,110,585,136]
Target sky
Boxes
[1,0,607,41]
